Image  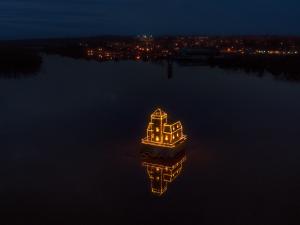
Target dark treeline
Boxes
[206,55,300,82]
[0,46,42,78]
[43,44,86,59]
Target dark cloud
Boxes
[0,0,300,39]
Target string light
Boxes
[142,155,187,195]
[141,108,187,148]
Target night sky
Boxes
[1,0,300,39]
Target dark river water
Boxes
[1,56,300,225]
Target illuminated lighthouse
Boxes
[141,108,187,149]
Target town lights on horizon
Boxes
[141,108,187,148]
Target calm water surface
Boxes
[1,56,300,225]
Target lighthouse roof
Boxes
[151,108,167,118]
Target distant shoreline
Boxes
[1,35,300,82]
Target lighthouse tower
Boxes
[147,108,167,143]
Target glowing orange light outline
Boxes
[142,156,187,195]
[141,108,187,148]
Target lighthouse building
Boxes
[142,108,186,148]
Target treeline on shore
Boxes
[43,44,86,59]
[0,46,42,78]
